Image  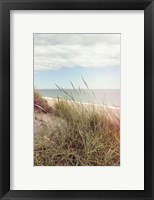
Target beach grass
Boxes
[34,90,53,113]
[34,81,120,166]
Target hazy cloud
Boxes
[34,34,120,71]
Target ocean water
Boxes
[37,89,120,107]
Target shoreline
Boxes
[43,96,120,110]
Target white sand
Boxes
[43,97,120,110]
[43,97,120,123]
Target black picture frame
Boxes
[0,0,154,199]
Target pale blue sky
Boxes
[34,66,120,89]
[34,34,120,89]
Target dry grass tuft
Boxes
[34,90,53,113]
[34,81,120,166]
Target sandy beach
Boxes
[43,97,120,109]
[43,97,120,123]
[34,33,120,166]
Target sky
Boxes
[34,34,120,89]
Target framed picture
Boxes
[0,0,153,199]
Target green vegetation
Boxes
[34,81,120,166]
[34,90,53,113]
